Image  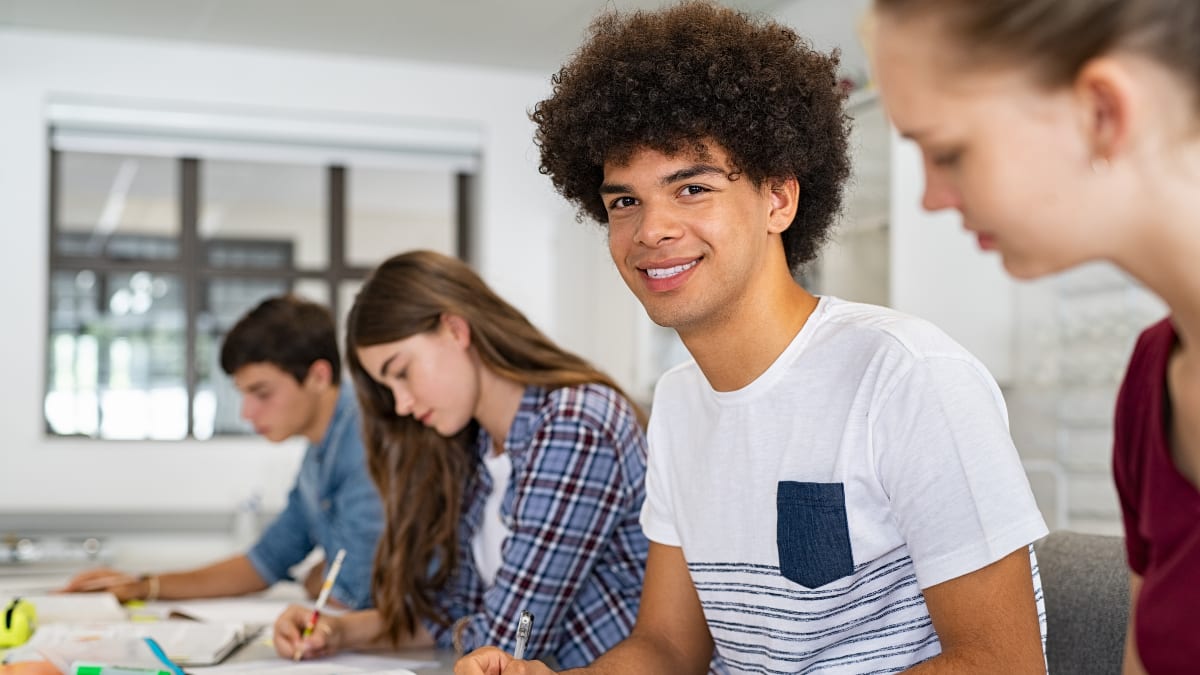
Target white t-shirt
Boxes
[472,450,513,587]
[641,296,1048,674]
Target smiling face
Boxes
[872,12,1128,279]
[354,315,481,438]
[601,142,796,336]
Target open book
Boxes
[8,619,255,667]
[151,597,292,629]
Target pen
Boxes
[293,548,347,661]
[512,610,534,660]
[142,637,186,675]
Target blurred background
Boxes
[0,0,1159,573]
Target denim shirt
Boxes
[247,388,384,609]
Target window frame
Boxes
[47,147,474,439]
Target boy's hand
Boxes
[454,646,557,675]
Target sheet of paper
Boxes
[191,659,420,675]
[5,593,126,623]
[190,661,361,675]
[156,597,292,627]
[190,651,433,675]
[3,624,160,667]
[192,662,360,672]
[332,652,438,671]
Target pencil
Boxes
[293,548,347,662]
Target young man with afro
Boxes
[459,2,1048,673]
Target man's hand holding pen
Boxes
[454,646,557,675]
[455,610,550,675]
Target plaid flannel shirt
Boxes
[423,384,649,668]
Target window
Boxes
[46,102,478,440]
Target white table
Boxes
[1,575,456,675]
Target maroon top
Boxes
[1113,317,1200,673]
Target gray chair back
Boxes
[1033,530,1130,675]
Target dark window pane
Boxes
[204,238,293,270]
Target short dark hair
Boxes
[531,0,851,272]
[220,295,341,385]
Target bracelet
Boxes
[451,616,472,656]
[139,574,160,602]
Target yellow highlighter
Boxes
[0,598,36,648]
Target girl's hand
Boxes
[272,603,343,660]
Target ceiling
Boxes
[0,0,792,72]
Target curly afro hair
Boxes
[531,0,851,273]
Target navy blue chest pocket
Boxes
[776,481,855,589]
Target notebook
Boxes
[157,597,291,628]
[9,619,255,667]
[134,620,256,666]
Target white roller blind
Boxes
[48,98,482,173]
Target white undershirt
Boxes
[472,450,513,587]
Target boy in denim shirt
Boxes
[65,295,383,609]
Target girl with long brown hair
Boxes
[870,1,1200,671]
[272,250,649,668]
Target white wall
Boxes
[1006,265,1167,533]
[772,0,872,87]
[549,207,664,407]
[0,28,565,516]
[888,133,1016,383]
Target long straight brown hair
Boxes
[346,249,645,644]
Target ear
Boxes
[1074,56,1135,163]
[766,176,800,234]
[304,359,334,389]
[441,313,472,349]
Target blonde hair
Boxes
[875,0,1200,101]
